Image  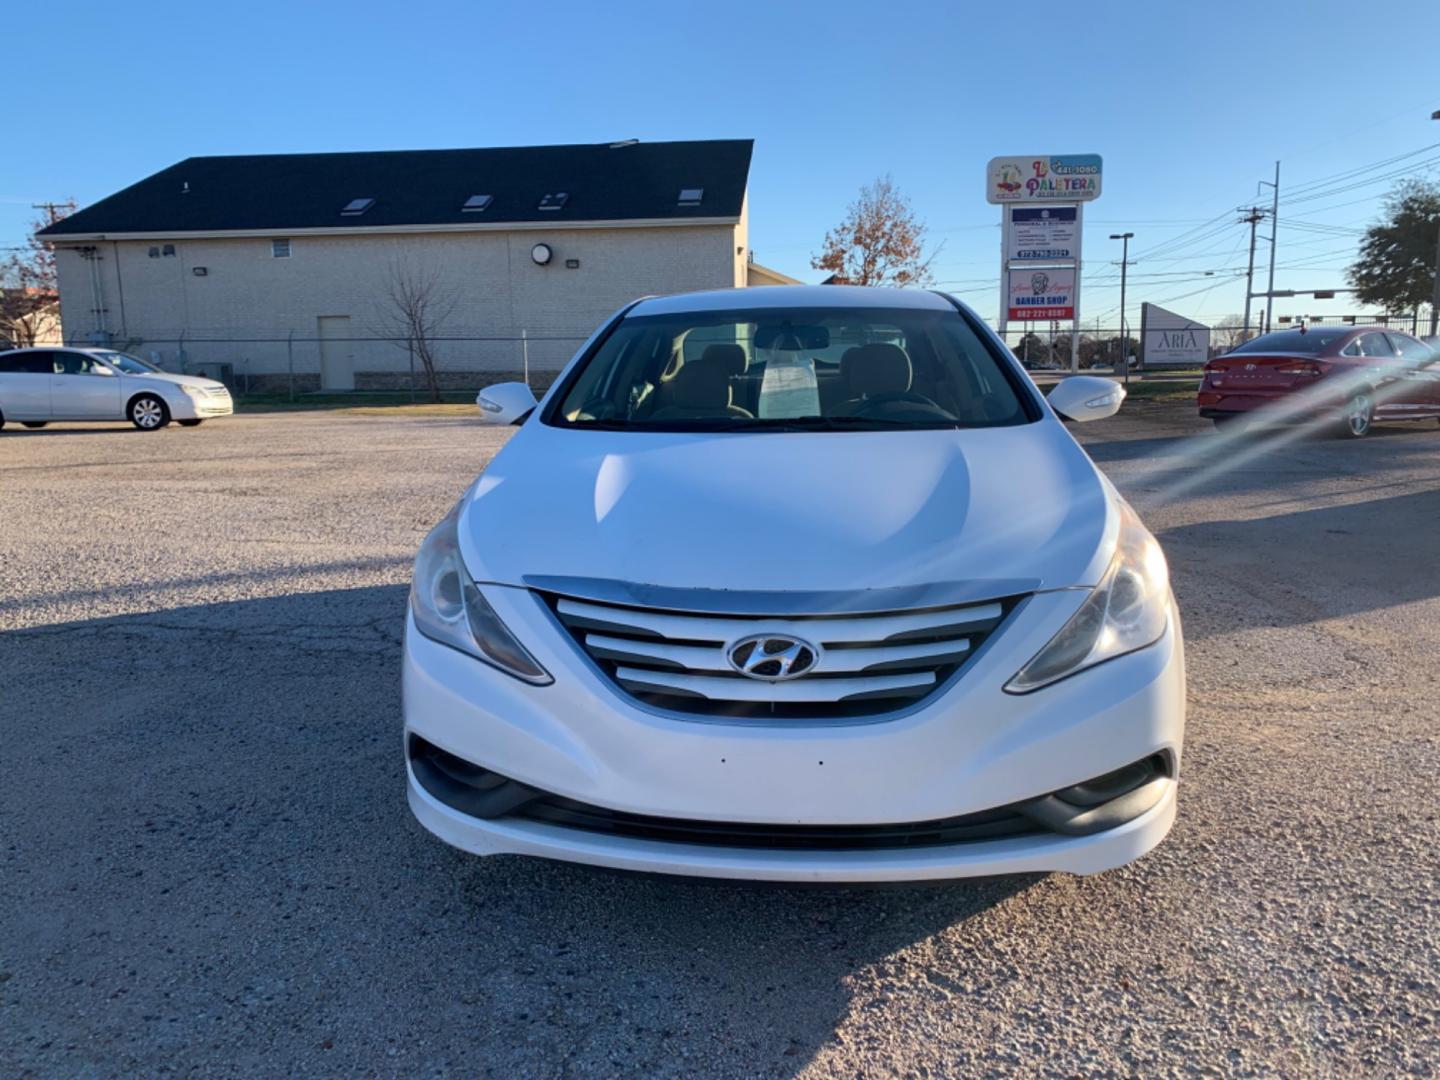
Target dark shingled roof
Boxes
[40,139,753,237]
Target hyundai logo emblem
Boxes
[726,634,820,682]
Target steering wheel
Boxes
[574,397,622,422]
[850,391,947,418]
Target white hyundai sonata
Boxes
[0,347,232,431]
[404,286,1184,883]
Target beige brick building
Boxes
[41,140,794,391]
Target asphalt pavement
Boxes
[1,403,1436,1077]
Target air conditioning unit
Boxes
[184,361,235,387]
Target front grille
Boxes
[543,591,1015,720]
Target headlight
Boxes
[409,501,552,684]
[180,384,204,397]
[1006,501,1170,693]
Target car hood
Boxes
[458,421,1117,599]
[128,372,227,392]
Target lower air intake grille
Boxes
[542,591,1015,721]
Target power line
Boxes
[1282,142,1440,198]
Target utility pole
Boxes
[1109,232,1134,384]
[1261,163,1280,334]
[1431,224,1440,337]
[1429,111,1440,336]
[1240,207,1264,341]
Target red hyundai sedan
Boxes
[1197,326,1440,437]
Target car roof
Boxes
[0,345,103,355]
[630,285,957,317]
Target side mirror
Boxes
[476,382,538,425]
[1047,376,1125,422]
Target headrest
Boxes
[699,343,748,376]
[843,343,912,396]
[668,354,735,409]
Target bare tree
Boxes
[375,257,457,402]
[812,176,937,287]
[1,200,74,348]
[1211,316,1250,352]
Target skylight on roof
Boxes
[462,194,493,213]
[340,198,375,216]
[538,192,569,211]
[678,187,704,206]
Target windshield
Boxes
[97,351,162,374]
[549,305,1036,431]
[1231,329,1349,355]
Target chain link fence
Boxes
[64,330,593,398]
[997,312,1433,373]
[72,311,1433,396]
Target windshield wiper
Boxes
[760,415,958,430]
[566,415,961,433]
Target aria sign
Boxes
[987,155,1103,204]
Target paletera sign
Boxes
[1007,267,1076,322]
[987,155,1102,204]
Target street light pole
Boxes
[1110,232,1134,385]
[1263,162,1280,334]
[1432,112,1440,336]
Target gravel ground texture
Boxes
[1,403,1437,1077]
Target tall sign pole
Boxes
[1071,204,1084,372]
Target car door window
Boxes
[54,354,114,376]
[0,352,55,373]
[1388,334,1436,366]
[1358,333,1396,359]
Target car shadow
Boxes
[1160,487,1440,637]
[1,423,151,436]
[2,584,1040,1075]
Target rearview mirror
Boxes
[476,382,538,425]
[754,324,830,351]
[1046,376,1125,423]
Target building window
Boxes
[272,238,292,258]
[538,192,569,211]
[462,195,493,213]
[148,246,160,258]
[162,244,176,256]
[678,187,704,206]
[340,198,375,216]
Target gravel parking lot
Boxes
[2,403,1437,1077]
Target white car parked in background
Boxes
[405,285,1185,883]
[0,347,233,431]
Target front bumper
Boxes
[402,586,1186,881]
[170,392,234,419]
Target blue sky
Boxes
[7,0,1440,328]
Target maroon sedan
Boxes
[1197,326,1440,437]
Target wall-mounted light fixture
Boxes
[192,267,208,276]
[531,243,553,266]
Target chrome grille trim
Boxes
[545,591,1015,721]
[614,667,937,703]
[555,597,1002,645]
